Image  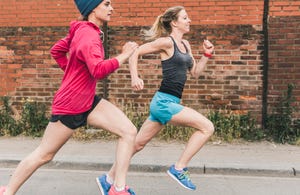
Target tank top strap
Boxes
[169,36,188,53]
[181,41,189,53]
[169,36,179,51]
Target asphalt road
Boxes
[1,168,300,195]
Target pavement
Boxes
[0,136,300,178]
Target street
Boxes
[1,168,299,195]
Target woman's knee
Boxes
[41,153,55,164]
[205,120,215,136]
[34,147,56,164]
[120,123,137,141]
[196,119,214,137]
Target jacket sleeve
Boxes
[77,33,120,80]
[50,35,70,71]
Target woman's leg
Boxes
[106,119,164,180]
[169,106,214,169]
[87,99,138,189]
[4,121,74,195]
[135,119,164,152]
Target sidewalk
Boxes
[0,136,300,178]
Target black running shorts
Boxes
[50,96,101,129]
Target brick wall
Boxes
[268,0,300,119]
[268,16,300,118]
[269,0,300,17]
[0,0,299,121]
[0,0,263,27]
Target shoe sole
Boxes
[95,177,106,195]
[167,170,195,191]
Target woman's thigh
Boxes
[87,99,136,136]
[136,119,163,145]
[169,106,213,131]
[38,121,74,155]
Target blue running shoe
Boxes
[167,165,196,190]
[96,174,111,195]
[125,185,136,195]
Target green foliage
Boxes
[0,97,22,136]
[20,99,48,137]
[72,127,117,140]
[0,97,48,137]
[3,89,298,145]
[123,103,148,130]
[208,110,264,142]
[157,124,194,142]
[266,84,300,144]
[239,114,265,140]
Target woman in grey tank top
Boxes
[100,5,215,192]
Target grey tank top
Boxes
[158,36,193,98]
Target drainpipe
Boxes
[102,22,109,99]
[262,0,269,128]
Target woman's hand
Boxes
[116,41,138,65]
[122,41,139,59]
[131,77,144,91]
[203,39,214,55]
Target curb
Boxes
[1,160,298,178]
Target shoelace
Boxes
[178,170,191,181]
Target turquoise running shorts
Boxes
[149,91,184,125]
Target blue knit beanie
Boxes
[74,0,103,17]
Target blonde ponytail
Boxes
[142,6,185,41]
[142,15,165,41]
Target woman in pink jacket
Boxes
[0,1,137,195]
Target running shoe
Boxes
[96,174,111,195]
[108,185,135,195]
[125,186,136,195]
[0,186,6,195]
[167,165,196,190]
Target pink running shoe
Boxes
[108,185,135,195]
[0,186,7,195]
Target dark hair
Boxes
[77,15,88,21]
